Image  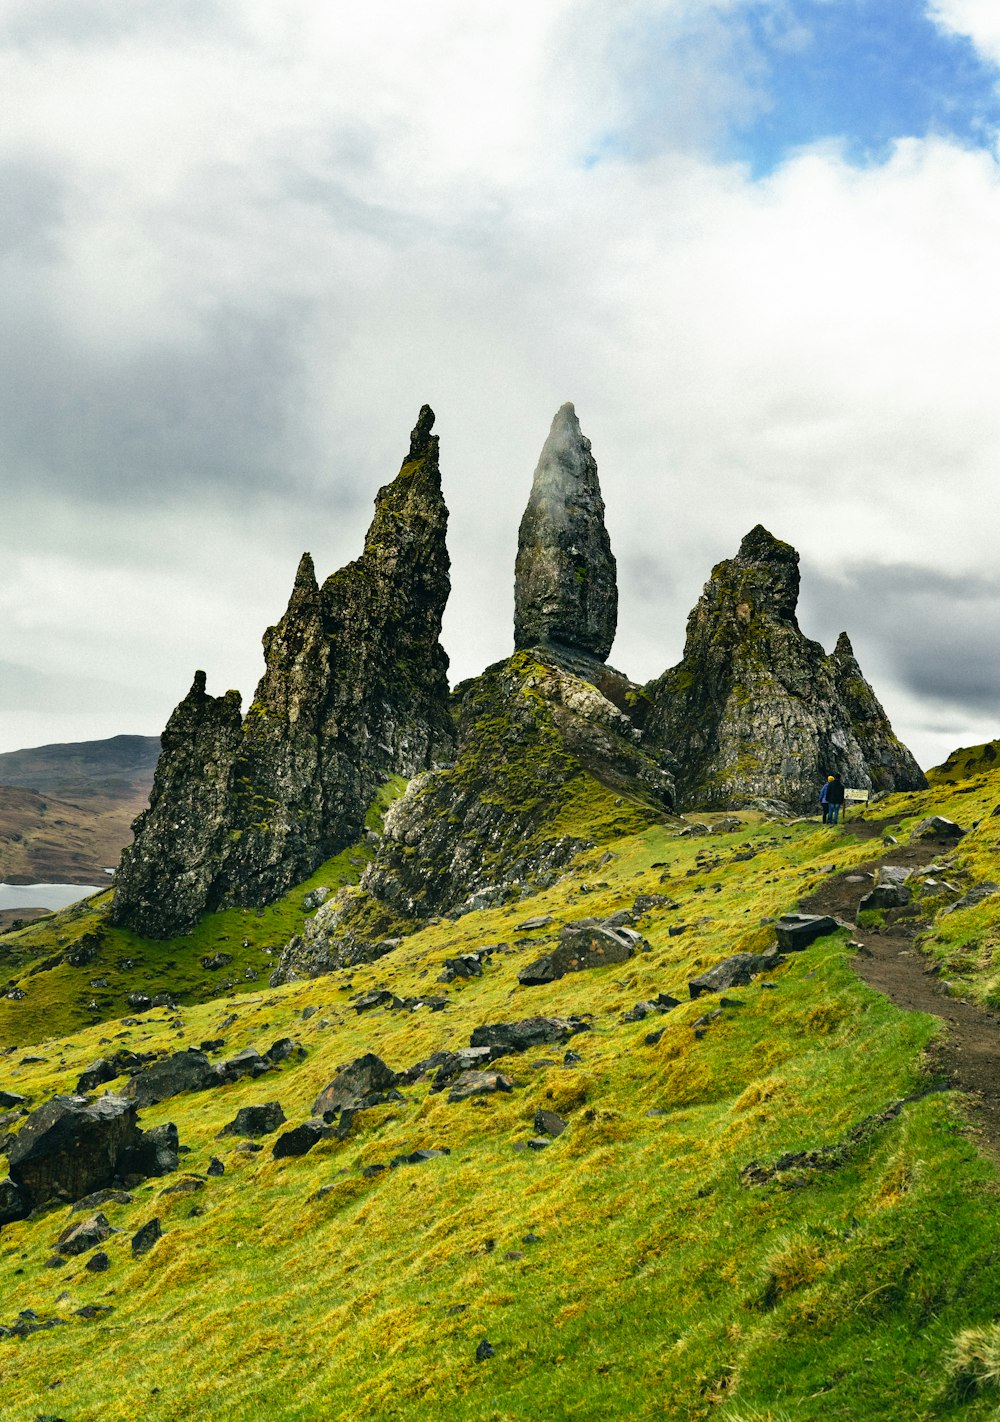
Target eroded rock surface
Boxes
[111,407,455,937]
[514,403,617,661]
[645,526,927,812]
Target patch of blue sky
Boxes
[731,0,1000,174]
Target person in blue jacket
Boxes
[820,773,846,824]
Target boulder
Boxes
[621,993,680,1023]
[534,1109,566,1137]
[7,1095,140,1208]
[943,882,1000,914]
[217,1047,270,1083]
[121,1122,179,1180]
[774,914,839,951]
[688,952,784,999]
[124,1050,221,1108]
[389,1148,451,1167]
[264,1037,304,1064]
[85,1251,110,1273]
[272,1121,333,1159]
[911,816,965,840]
[859,884,911,911]
[217,1103,287,1138]
[469,1016,591,1054]
[429,1048,501,1091]
[311,1054,399,1118]
[0,1092,26,1109]
[447,1071,515,1103]
[56,1212,115,1257]
[876,865,912,888]
[518,921,641,987]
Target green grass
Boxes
[0,794,998,1418]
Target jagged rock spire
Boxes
[111,407,455,937]
[514,403,617,662]
[644,527,927,811]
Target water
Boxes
[0,882,104,911]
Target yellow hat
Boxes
[827,775,834,781]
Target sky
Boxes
[3,0,1000,770]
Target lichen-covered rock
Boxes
[514,403,617,661]
[109,672,244,938]
[111,407,455,937]
[644,526,927,812]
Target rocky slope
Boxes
[644,525,927,812]
[110,408,455,939]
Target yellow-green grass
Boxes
[0,807,999,1418]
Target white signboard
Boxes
[844,788,870,803]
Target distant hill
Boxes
[0,734,159,889]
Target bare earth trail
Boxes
[800,819,1000,1157]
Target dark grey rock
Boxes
[0,1091,25,1109]
[514,403,617,661]
[942,882,1000,915]
[469,1016,591,1054]
[217,1047,271,1083]
[389,1149,450,1168]
[533,1109,566,1137]
[217,1102,286,1138]
[7,1095,140,1208]
[272,1121,332,1159]
[527,1137,550,1151]
[124,1050,221,1108]
[122,1122,179,1179]
[688,952,784,999]
[126,992,152,1013]
[774,914,839,950]
[860,884,911,911]
[71,1189,132,1213]
[519,921,641,986]
[264,1037,304,1064]
[131,1218,162,1257]
[85,1251,110,1273]
[56,1212,115,1257]
[353,990,394,1013]
[311,1054,398,1118]
[622,992,680,1023]
[476,1339,496,1362]
[447,1071,515,1103]
[207,1156,225,1176]
[911,815,965,839]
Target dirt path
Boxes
[801,822,1000,1156]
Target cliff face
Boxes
[110,408,455,938]
[514,403,617,661]
[644,526,927,812]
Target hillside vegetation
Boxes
[1,757,1000,1419]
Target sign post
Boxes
[843,787,870,821]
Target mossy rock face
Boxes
[644,526,927,813]
[111,409,455,939]
[270,650,675,982]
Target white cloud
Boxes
[929,0,1000,65]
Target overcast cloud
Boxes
[2,0,1000,771]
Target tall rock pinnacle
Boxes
[514,403,617,662]
[111,407,455,937]
[644,526,927,811]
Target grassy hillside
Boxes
[1,762,1000,1418]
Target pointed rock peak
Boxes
[191,670,207,698]
[514,403,617,662]
[293,551,317,593]
[737,525,796,565]
[407,404,436,462]
[833,630,854,659]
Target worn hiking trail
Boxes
[801,822,1000,1157]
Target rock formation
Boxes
[514,403,617,661]
[111,407,455,938]
[644,525,927,811]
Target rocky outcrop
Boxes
[644,526,927,812]
[270,647,676,983]
[111,407,455,937]
[514,403,617,661]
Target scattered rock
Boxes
[217,1047,271,1083]
[207,1156,225,1176]
[389,1149,451,1167]
[911,816,965,840]
[942,882,1000,915]
[469,1016,591,1054]
[131,1218,162,1257]
[527,1137,550,1151]
[0,1091,25,1109]
[272,1122,333,1159]
[533,1109,566,1137]
[124,1050,221,1108]
[774,914,838,951]
[621,992,680,1023]
[8,1095,140,1209]
[447,1071,515,1103]
[85,1251,110,1273]
[311,1054,399,1118]
[70,1189,132,1213]
[0,1177,29,1225]
[688,952,784,999]
[519,920,642,986]
[56,1213,115,1257]
[302,887,330,911]
[217,1102,287,1139]
[516,916,553,932]
[475,1339,496,1363]
[352,990,394,1013]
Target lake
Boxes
[0,882,105,911]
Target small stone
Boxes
[533,1109,566,1137]
[85,1251,111,1273]
[503,1250,525,1261]
[527,1137,550,1151]
[475,1339,496,1362]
